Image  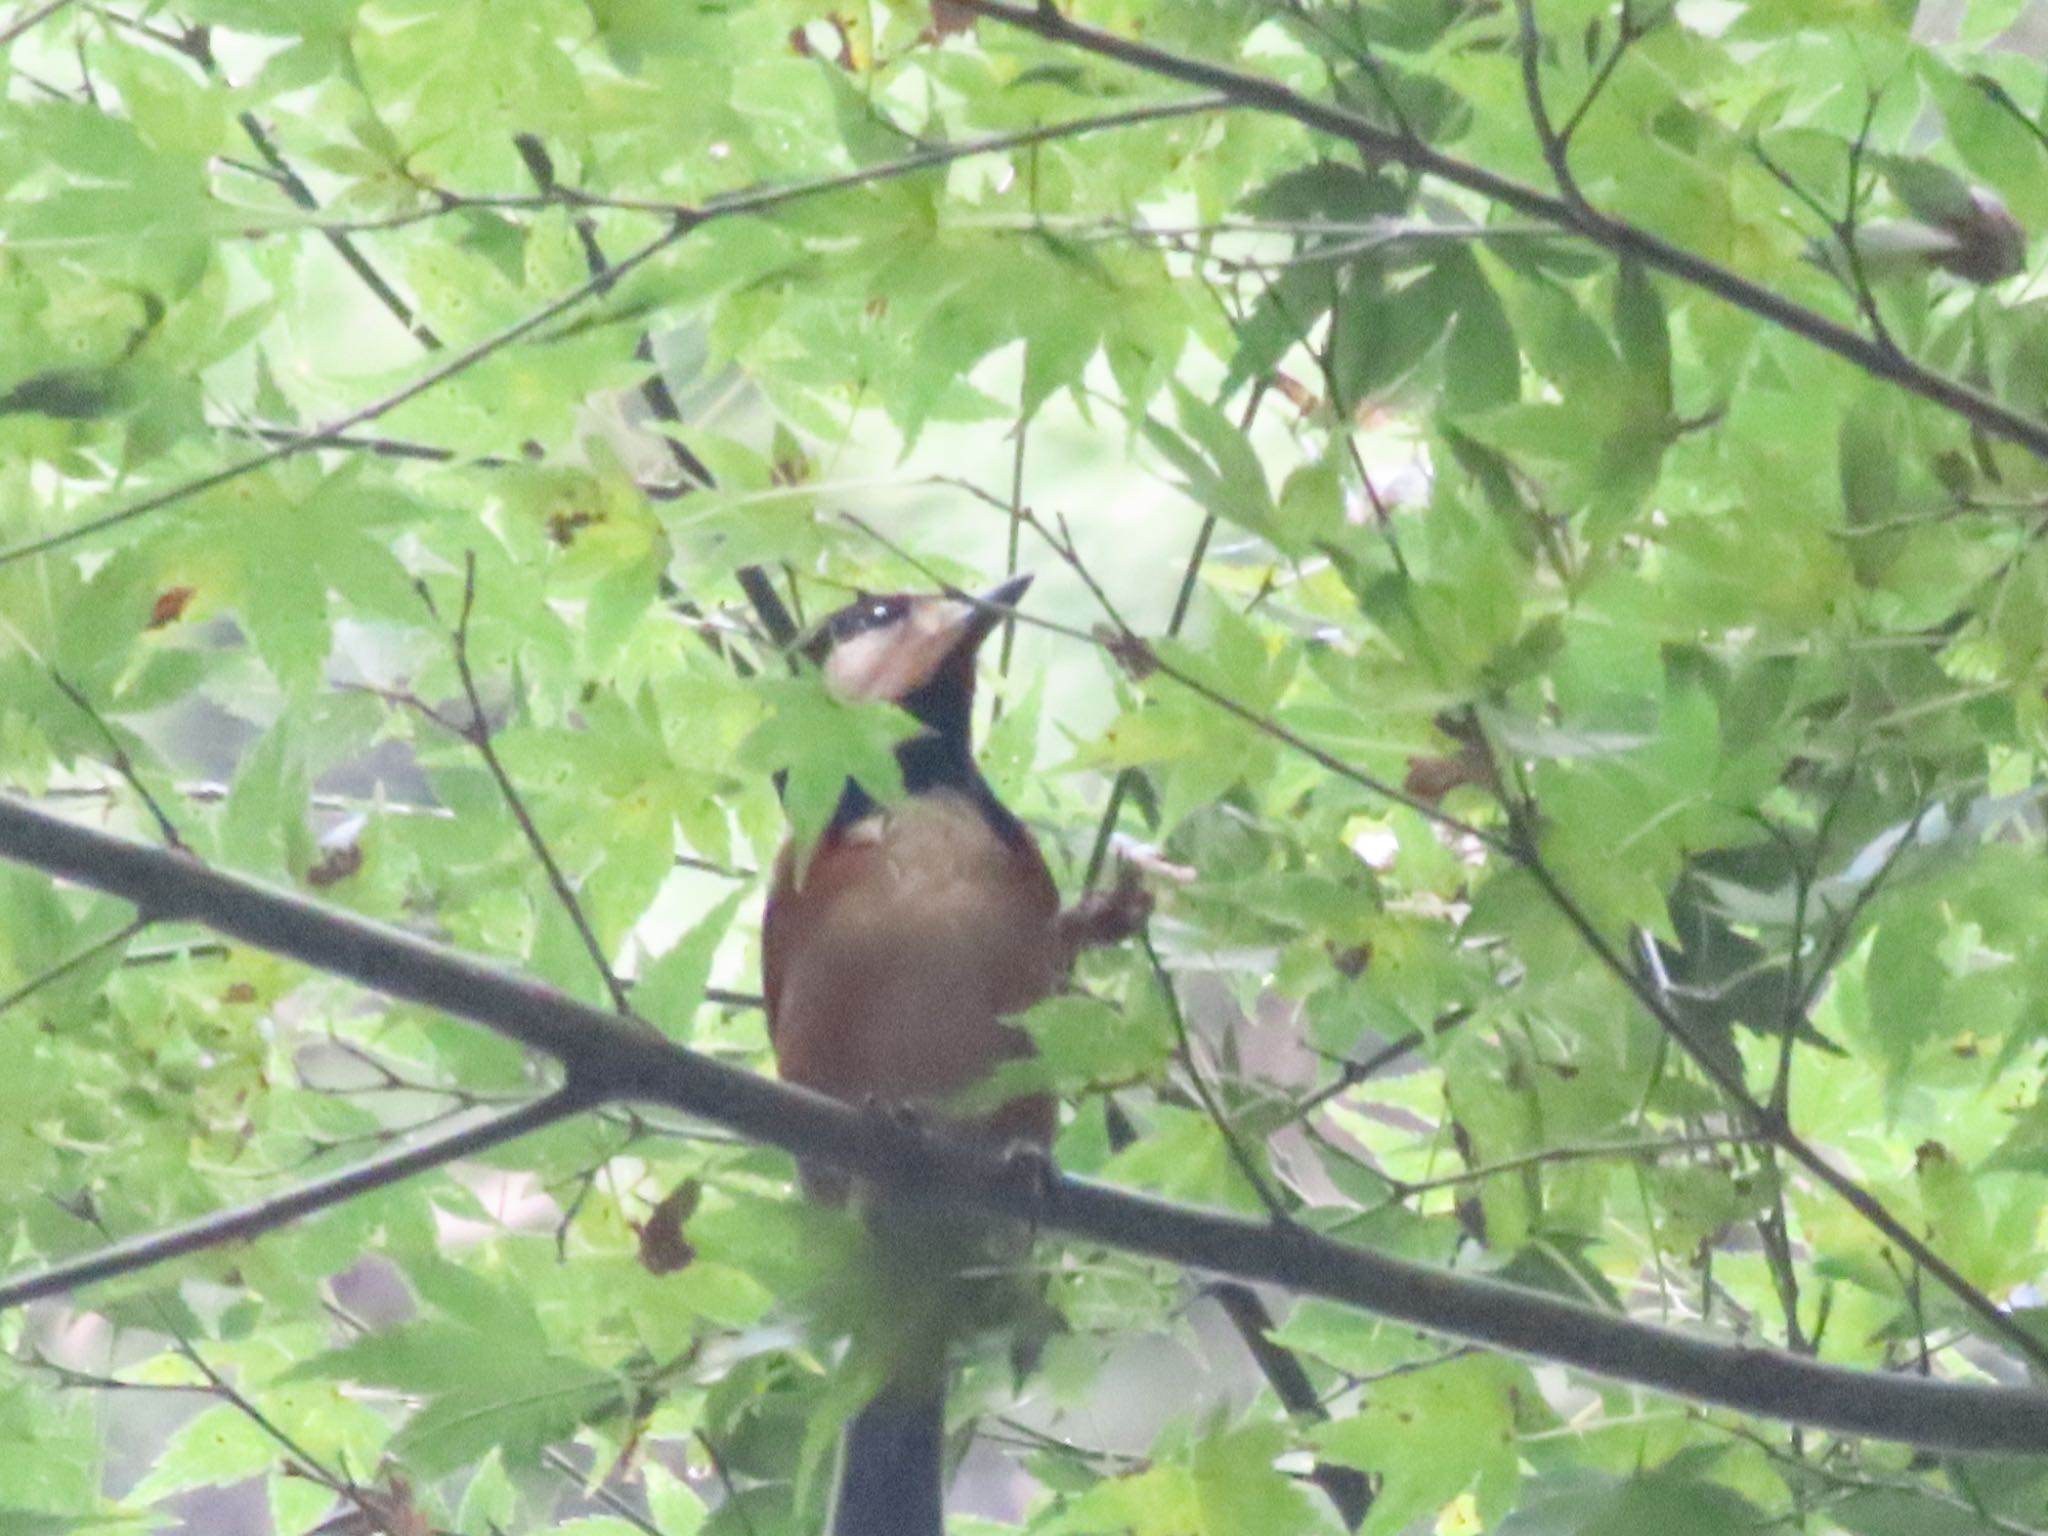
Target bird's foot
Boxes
[858,1092,930,1145]
[998,1139,1058,1238]
[1058,857,1158,956]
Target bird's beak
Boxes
[954,572,1033,653]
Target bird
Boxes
[762,572,1062,1536]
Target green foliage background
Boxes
[6,0,2048,1531]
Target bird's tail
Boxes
[830,1389,945,1536]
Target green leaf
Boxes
[1864,901,1948,1071]
[1830,1487,2008,1536]
[1017,994,1170,1091]
[1315,1354,1523,1535]
[1612,264,1672,420]
[635,888,745,1040]
[1444,261,1521,414]
[1959,0,2029,47]
[644,1464,708,1536]
[1191,1423,1319,1535]
[128,1404,280,1501]
[1332,260,1461,404]
[1921,57,2048,225]
[0,1514,113,1536]
[456,1450,517,1536]
[737,676,914,852]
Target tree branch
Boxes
[0,1085,586,1310]
[999,487,2048,1376]
[440,552,636,1016]
[237,107,440,348]
[0,915,147,1017]
[950,0,2048,462]
[0,93,1232,572]
[0,0,77,49]
[2,795,2047,1452]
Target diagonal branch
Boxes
[950,0,2048,462]
[1007,505,2048,1374]
[238,107,440,348]
[1511,0,1586,208]
[0,93,1232,573]
[1508,836,2048,1373]
[0,218,683,571]
[440,552,636,1016]
[1,1085,587,1310]
[2,794,2047,1453]
[0,0,77,48]
[0,914,147,1017]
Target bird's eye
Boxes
[825,593,907,642]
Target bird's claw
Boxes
[1058,858,1156,957]
[859,1093,929,1142]
[999,1139,1057,1238]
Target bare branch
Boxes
[0,93,1232,572]
[950,0,2048,461]
[48,671,187,851]
[0,0,77,48]
[0,1086,586,1311]
[0,915,147,1017]
[1014,496,2048,1375]
[442,552,636,1016]
[2,795,2047,1451]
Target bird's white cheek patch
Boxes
[822,628,898,700]
[822,601,972,701]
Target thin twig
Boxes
[1512,0,1586,207]
[0,1088,587,1310]
[49,671,187,850]
[97,9,436,347]
[1141,932,1292,1223]
[1291,1006,1474,1122]
[443,552,635,1015]
[238,109,439,347]
[1750,97,1900,355]
[694,1431,764,1536]
[1798,796,1932,1017]
[1557,2,1649,145]
[1080,378,1269,890]
[0,95,1232,572]
[0,916,148,1017]
[1391,1132,1765,1201]
[951,0,2048,461]
[514,129,719,489]
[993,418,1032,701]
[0,0,76,47]
[65,1201,399,1525]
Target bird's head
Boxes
[807,573,1031,733]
